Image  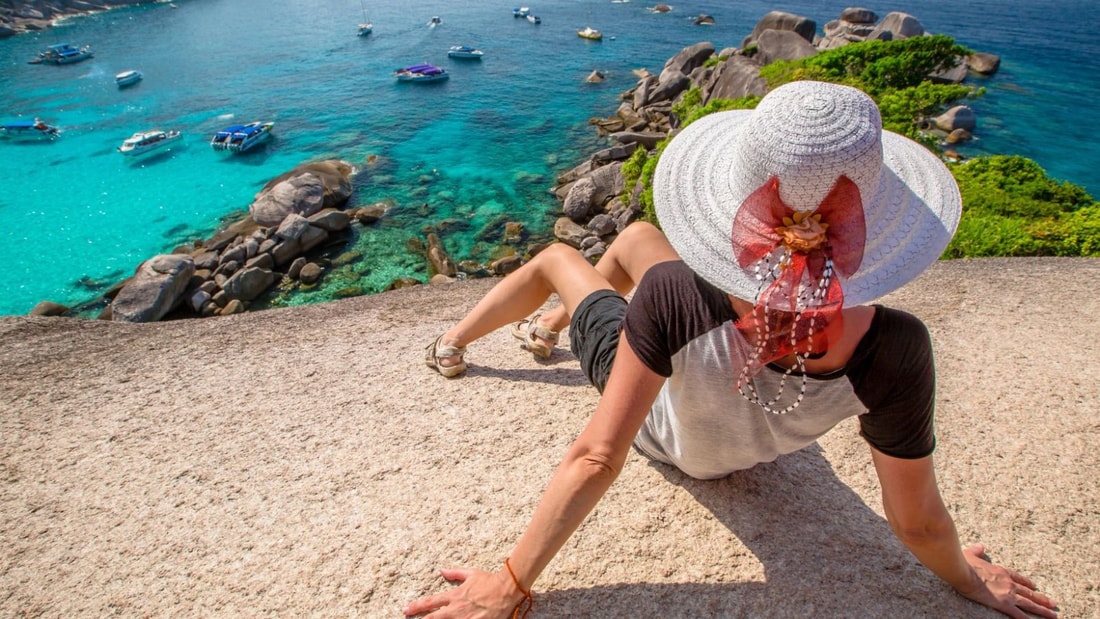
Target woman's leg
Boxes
[534,222,681,334]
[435,244,613,361]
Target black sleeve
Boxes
[623,261,737,378]
[849,306,937,459]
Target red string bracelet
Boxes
[505,557,534,619]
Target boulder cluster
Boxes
[33,160,375,321]
[542,8,1000,258]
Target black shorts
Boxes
[569,289,627,393]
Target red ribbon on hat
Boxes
[731,175,866,370]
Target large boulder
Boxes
[755,29,818,65]
[250,160,354,226]
[868,12,925,40]
[742,11,816,48]
[703,55,767,103]
[222,266,276,302]
[660,42,715,81]
[935,105,977,132]
[967,52,1001,75]
[111,254,195,323]
[839,7,878,24]
[250,173,326,227]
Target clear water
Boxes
[1,0,1096,316]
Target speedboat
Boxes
[447,45,484,59]
[427,16,442,27]
[118,129,182,157]
[578,26,603,40]
[393,64,449,83]
[115,69,143,87]
[210,121,274,153]
[0,119,61,141]
[526,14,541,24]
[513,7,530,18]
[31,43,94,65]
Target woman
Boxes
[411,81,1058,619]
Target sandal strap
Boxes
[428,335,466,359]
[522,313,559,343]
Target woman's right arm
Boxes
[404,336,665,618]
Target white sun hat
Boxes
[654,80,961,306]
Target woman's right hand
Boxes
[403,566,526,619]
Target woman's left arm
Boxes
[869,448,1058,619]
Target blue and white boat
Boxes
[0,119,61,141]
[427,16,442,28]
[513,7,530,18]
[210,121,274,153]
[526,14,541,24]
[393,64,449,83]
[31,43,94,65]
[118,129,182,158]
[115,69,143,88]
[447,45,484,60]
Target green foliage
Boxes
[946,155,1100,257]
[792,35,970,95]
[680,94,761,129]
[877,82,973,140]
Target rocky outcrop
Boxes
[250,160,354,226]
[0,0,159,37]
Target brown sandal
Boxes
[510,313,560,360]
[425,335,467,378]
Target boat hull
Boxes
[210,122,274,153]
[118,131,181,157]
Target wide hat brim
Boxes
[654,104,962,306]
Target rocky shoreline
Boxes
[0,0,162,37]
[25,6,1001,323]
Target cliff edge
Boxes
[2,257,1097,617]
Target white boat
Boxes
[447,45,484,60]
[357,0,372,36]
[115,69,143,87]
[31,43,94,65]
[0,119,61,141]
[578,26,603,40]
[526,14,541,24]
[393,64,449,83]
[427,16,442,28]
[210,121,274,153]
[513,6,530,18]
[117,129,182,157]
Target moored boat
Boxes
[393,64,449,83]
[115,70,143,88]
[31,43,94,65]
[513,7,530,18]
[447,45,484,60]
[578,26,603,40]
[526,14,541,24]
[0,119,61,141]
[118,129,182,157]
[357,0,372,36]
[210,121,274,153]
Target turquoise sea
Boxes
[1,0,1097,316]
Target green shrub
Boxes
[946,155,1100,257]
